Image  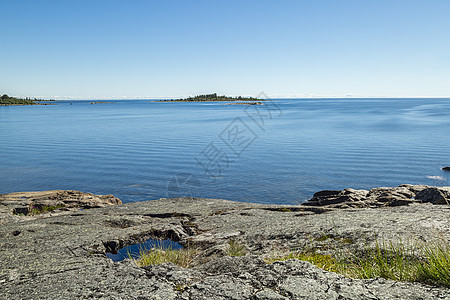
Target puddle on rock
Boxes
[106,239,183,262]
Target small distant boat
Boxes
[442,166,450,171]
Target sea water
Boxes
[1,98,449,204]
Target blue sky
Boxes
[1,0,449,99]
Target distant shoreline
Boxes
[0,103,54,106]
[155,93,264,103]
[0,94,53,106]
[152,100,266,103]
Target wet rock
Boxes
[442,167,450,171]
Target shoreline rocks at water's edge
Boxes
[0,190,121,224]
[0,185,449,299]
[304,184,450,208]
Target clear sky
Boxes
[1,0,449,99]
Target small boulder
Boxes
[415,187,450,205]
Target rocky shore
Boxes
[0,186,449,299]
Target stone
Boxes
[0,191,449,299]
[254,288,289,300]
[0,190,121,224]
[416,187,450,205]
[366,186,416,206]
[305,189,369,207]
[304,185,450,208]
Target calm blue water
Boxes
[1,99,450,205]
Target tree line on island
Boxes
[1,92,262,105]
[0,94,53,106]
[159,93,263,102]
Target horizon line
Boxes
[26,95,450,101]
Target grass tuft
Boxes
[28,204,65,215]
[266,250,339,272]
[315,234,333,242]
[416,240,450,287]
[266,238,450,287]
[344,240,417,281]
[278,208,292,212]
[225,239,247,257]
[132,245,198,268]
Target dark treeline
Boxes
[0,94,53,105]
[0,94,36,105]
[161,93,262,102]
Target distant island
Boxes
[157,93,263,102]
[0,94,53,106]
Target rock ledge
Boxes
[0,187,449,299]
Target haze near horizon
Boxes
[1,0,449,99]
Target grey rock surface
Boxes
[0,187,449,299]
[0,190,121,224]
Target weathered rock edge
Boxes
[305,184,450,208]
[0,186,449,299]
[0,190,121,224]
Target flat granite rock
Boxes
[0,190,449,299]
[0,190,121,224]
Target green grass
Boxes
[266,250,340,272]
[132,239,247,268]
[225,240,247,257]
[344,240,417,281]
[278,207,292,212]
[28,204,65,215]
[266,238,450,287]
[315,234,333,242]
[416,240,450,287]
[130,235,450,288]
[132,245,198,268]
